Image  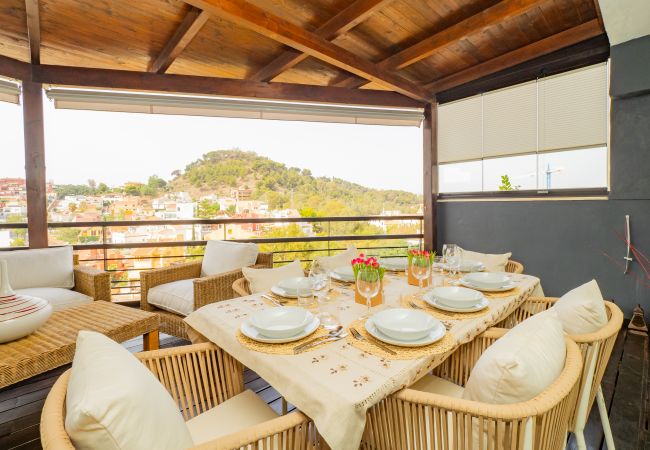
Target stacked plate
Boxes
[365,308,445,347]
[241,306,320,343]
[330,266,355,283]
[271,276,314,298]
[381,257,408,272]
[423,286,488,312]
[459,272,515,292]
[445,259,485,272]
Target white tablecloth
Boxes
[185,273,542,450]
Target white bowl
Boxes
[372,308,437,342]
[382,257,408,271]
[332,266,355,282]
[429,286,483,308]
[458,260,484,272]
[277,277,313,295]
[0,294,53,343]
[463,272,510,288]
[250,307,313,339]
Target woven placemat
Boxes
[401,295,491,320]
[482,287,521,298]
[236,326,333,355]
[346,319,456,360]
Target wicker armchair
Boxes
[497,297,624,450]
[40,342,320,450]
[232,277,251,297]
[505,259,524,274]
[362,328,582,450]
[141,253,273,339]
[71,254,112,301]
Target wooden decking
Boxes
[1,327,647,450]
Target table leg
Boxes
[143,330,159,351]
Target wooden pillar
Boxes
[422,102,438,252]
[22,80,48,248]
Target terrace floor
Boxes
[1,325,647,450]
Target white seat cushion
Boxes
[242,260,303,294]
[554,279,608,335]
[65,331,193,450]
[459,248,512,272]
[0,246,74,289]
[186,389,278,445]
[463,310,566,404]
[201,241,259,277]
[410,374,464,398]
[148,279,195,316]
[15,287,92,312]
[313,245,358,271]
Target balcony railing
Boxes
[0,215,423,302]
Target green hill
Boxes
[172,149,422,216]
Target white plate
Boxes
[365,318,445,347]
[459,278,516,292]
[250,306,313,339]
[427,286,484,308]
[444,261,485,272]
[241,316,320,344]
[382,257,408,271]
[331,266,355,282]
[277,276,313,295]
[423,294,490,313]
[372,308,437,341]
[463,272,510,289]
[270,285,300,298]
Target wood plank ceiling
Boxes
[0,0,605,101]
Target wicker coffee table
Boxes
[0,301,160,388]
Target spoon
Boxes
[293,325,343,353]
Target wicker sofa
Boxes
[141,252,273,339]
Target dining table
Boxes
[184,271,543,450]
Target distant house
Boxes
[231,186,252,201]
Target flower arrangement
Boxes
[407,249,435,267]
[351,254,385,281]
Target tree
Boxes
[498,175,520,191]
[87,179,97,190]
[97,182,109,194]
[147,175,167,190]
[226,204,237,215]
[197,200,221,218]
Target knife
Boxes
[293,333,347,354]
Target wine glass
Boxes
[410,253,431,293]
[356,266,381,319]
[444,244,460,285]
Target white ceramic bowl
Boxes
[332,266,355,282]
[0,294,53,343]
[463,272,510,288]
[277,277,313,295]
[250,307,313,339]
[429,286,483,308]
[372,308,437,342]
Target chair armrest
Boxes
[73,265,111,301]
[136,343,245,419]
[256,252,274,268]
[193,262,268,309]
[140,261,202,311]
[232,277,250,297]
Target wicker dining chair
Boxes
[140,252,273,339]
[71,254,112,302]
[496,298,624,450]
[505,259,524,274]
[362,328,583,450]
[232,277,251,297]
[40,342,321,450]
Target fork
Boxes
[261,295,284,307]
[409,301,452,330]
[349,327,397,355]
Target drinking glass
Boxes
[444,244,461,284]
[432,255,444,273]
[310,261,338,328]
[410,254,431,293]
[297,277,315,311]
[356,266,381,319]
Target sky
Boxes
[0,99,424,194]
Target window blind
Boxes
[0,79,20,104]
[438,95,482,163]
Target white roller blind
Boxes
[45,89,424,127]
[538,63,608,152]
[0,79,20,104]
[483,81,537,158]
[438,95,482,163]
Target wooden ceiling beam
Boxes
[31,64,425,108]
[0,54,31,80]
[335,0,544,89]
[184,0,432,101]
[150,7,210,73]
[248,0,392,82]
[425,19,604,94]
[24,0,41,64]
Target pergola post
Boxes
[22,80,48,248]
[422,102,438,252]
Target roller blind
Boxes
[45,89,424,127]
[0,79,20,104]
[538,63,608,152]
[482,81,537,158]
[438,95,482,163]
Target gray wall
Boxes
[438,35,650,319]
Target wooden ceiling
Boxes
[0,0,606,103]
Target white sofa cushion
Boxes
[459,248,512,272]
[15,287,92,312]
[463,310,566,404]
[554,279,608,335]
[0,246,74,289]
[201,241,259,277]
[313,245,358,271]
[148,279,195,316]
[186,389,278,445]
[65,331,193,450]
[242,260,303,294]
